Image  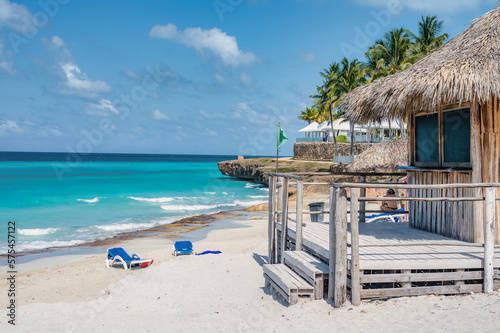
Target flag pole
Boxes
[276,122,279,173]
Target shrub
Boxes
[336,135,347,143]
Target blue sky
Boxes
[0,0,497,156]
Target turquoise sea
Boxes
[0,152,268,254]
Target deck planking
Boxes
[277,220,500,271]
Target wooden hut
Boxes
[341,8,500,244]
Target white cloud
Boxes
[214,73,225,83]
[232,102,269,124]
[51,35,64,48]
[50,128,63,136]
[0,120,21,136]
[45,36,111,98]
[150,23,258,66]
[353,0,484,14]
[240,72,253,86]
[0,40,14,75]
[198,108,224,119]
[60,63,111,97]
[0,0,33,32]
[202,129,218,137]
[86,99,118,116]
[152,109,170,120]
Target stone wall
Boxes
[293,142,369,161]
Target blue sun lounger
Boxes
[172,241,194,256]
[365,207,406,223]
[106,247,153,270]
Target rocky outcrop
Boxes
[294,142,369,161]
[218,160,270,185]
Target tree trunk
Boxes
[350,121,355,155]
[330,110,340,158]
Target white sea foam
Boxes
[77,197,100,203]
[18,228,59,236]
[96,222,157,232]
[245,183,265,189]
[203,192,216,195]
[161,204,221,211]
[128,196,174,203]
[249,195,268,199]
[233,200,266,206]
[15,240,86,252]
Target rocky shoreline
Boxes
[217,157,345,185]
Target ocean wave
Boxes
[233,200,266,206]
[245,183,265,189]
[95,222,158,232]
[128,196,174,203]
[18,228,59,236]
[203,192,216,195]
[161,204,221,211]
[249,195,268,199]
[77,197,100,203]
[14,239,86,252]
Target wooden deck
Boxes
[277,221,500,271]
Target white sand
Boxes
[1,211,500,332]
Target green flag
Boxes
[277,125,288,150]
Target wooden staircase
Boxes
[263,250,329,305]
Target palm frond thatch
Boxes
[349,140,408,172]
[342,8,500,123]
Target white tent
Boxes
[363,118,406,130]
[298,122,322,132]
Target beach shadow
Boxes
[252,252,269,267]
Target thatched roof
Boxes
[349,140,407,172]
[342,8,500,122]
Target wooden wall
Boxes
[407,98,500,244]
[408,171,475,242]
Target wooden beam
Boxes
[359,176,366,223]
[280,177,289,264]
[334,187,348,308]
[484,187,495,293]
[268,175,277,264]
[328,186,337,301]
[350,188,360,306]
[296,180,304,251]
[334,182,500,190]
[471,101,484,243]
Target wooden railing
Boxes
[267,172,499,308]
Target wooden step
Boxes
[283,251,329,299]
[263,264,314,305]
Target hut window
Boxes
[413,107,471,168]
[443,108,471,166]
[415,113,440,166]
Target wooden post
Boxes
[359,176,366,223]
[277,177,283,223]
[296,179,304,251]
[484,187,495,293]
[280,177,289,263]
[268,175,277,264]
[350,188,361,306]
[334,187,348,308]
[328,186,337,301]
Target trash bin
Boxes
[308,202,325,222]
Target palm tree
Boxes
[297,107,319,124]
[407,16,448,58]
[365,28,417,81]
[336,58,367,154]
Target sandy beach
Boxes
[1,188,500,333]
